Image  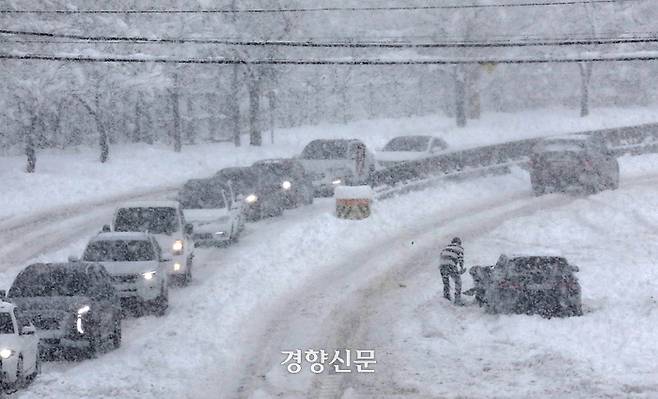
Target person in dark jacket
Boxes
[440,237,465,305]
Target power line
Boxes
[1,52,657,65]
[2,29,657,48]
[0,0,635,14]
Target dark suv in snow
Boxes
[529,134,619,195]
[252,159,314,209]
[5,262,122,359]
[468,255,583,318]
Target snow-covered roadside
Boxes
[2,107,658,223]
[351,173,658,398]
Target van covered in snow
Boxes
[298,139,376,196]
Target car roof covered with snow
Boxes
[90,232,152,242]
[505,253,568,262]
[117,200,181,210]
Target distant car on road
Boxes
[110,201,194,285]
[0,301,39,391]
[252,159,314,209]
[215,167,284,221]
[298,139,376,196]
[529,134,619,195]
[179,178,244,246]
[376,135,448,168]
[469,255,583,318]
[80,232,169,316]
[6,262,122,359]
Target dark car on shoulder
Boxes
[529,134,619,196]
[252,159,314,210]
[467,255,582,318]
[215,166,285,221]
[5,262,122,359]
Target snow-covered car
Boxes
[298,139,376,196]
[179,178,244,246]
[376,135,448,168]
[6,262,122,358]
[109,201,195,285]
[0,302,39,390]
[252,159,314,209]
[80,232,169,316]
[215,166,285,221]
[468,255,583,318]
[529,134,620,195]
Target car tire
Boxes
[86,329,101,359]
[183,256,193,286]
[13,355,25,389]
[111,317,122,348]
[152,284,169,317]
[32,350,41,378]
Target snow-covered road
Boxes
[2,155,656,399]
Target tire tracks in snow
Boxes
[233,192,578,398]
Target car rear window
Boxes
[383,136,431,152]
[179,179,227,209]
[83,240,155,262]
[301,140,349,159]
[114,207,179,235]
[511,257,567,274]
[0,312,14,334]
[9,267,92,298]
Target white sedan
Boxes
[376,135,448,168]
[0,301,39,390]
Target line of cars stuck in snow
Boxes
[0,132,615,391]
[0,135,433,392]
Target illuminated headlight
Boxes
[282,180,292,190]
[142,271,157,280]
[332,179,342,185]
[0,349,14,359]
[173,262,181,271]
[214,231,225,236]
[172,240,184,253]
[245,194,258,204]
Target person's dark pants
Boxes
[440,264,462,303]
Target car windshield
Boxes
[83,240,155,262]
[216,170,257,195]
[179,180,227,209]
[301,141,349,159]
[114,207,179,235]
[9,267,91,297]
[511,257,566,274]
[253,164,292,185]
[383,136,431,152]
[0,312,14,334]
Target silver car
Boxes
[529,134,619,195]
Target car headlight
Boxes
[282,180,292,190]
[142,271,157,280]
[245,194,258,204]
[173,262,181,271]
[332,179,342,185]
[0,349,14,359]
[77,305,90,315]
[172,240,184,253]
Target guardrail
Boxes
[371,122,658,193]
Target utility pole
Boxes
[172,70,182,153]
